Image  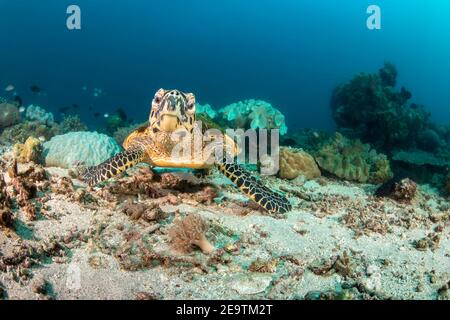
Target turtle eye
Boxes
[186,101,196,114]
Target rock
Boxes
[230,274,273,295]
[392,150,449,168]
[42,131,123,169]
[279,147,321,180]
[0,102,20,128]
[375,178,417,203]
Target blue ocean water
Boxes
[0,0,449,131]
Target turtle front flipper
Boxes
[217,161,292,214]
[81,147,146,186]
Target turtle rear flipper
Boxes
[81,147,146,186]
[217,161,292,214]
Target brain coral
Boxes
[315,133,393,184]
[219,99,288,135]
[279,147,321,180]
[0,102,20,128]
[43,131,123,169]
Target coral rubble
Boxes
[314,133,393,184]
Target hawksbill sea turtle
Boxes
[81,89,291,214]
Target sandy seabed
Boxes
[0,151,449,300]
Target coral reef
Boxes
[197,103,218,119]
[113,122,147,145]
[219,99,288,135]
[57,115,88,134]
[26,105,55,125]
[446,174,450,195]
[391,149,450,184]
[43,131,123,169]
[331,62,445,152]
[168,213,214,254]
[281,128,330,153]
[279,147,321,180]
[378,61,398,87]
[392,150,450,168]
[314,133,393,184]
[0,102,21,129]
[375,178,418,203]
[106,114,126,136]
[13,137,43,163]
[3,160,49,222]
[0,121,58,145]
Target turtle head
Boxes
[150,89,196,133]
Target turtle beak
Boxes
[160,114,179,132]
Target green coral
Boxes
[315,133,393,184]
[197,103,218,119]
[218,99,288,135]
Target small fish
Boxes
[81,86,87,91]
[13,95,23,106]
[104,113,109,118]
[93,88,103,98]
[72,104,79,109]
[38,136,46,142]
[88,106,93,111]
[5,84,15,92]
[30,85,41,93]
[116,107,127,121]
[94,112,100,118]
[19,106,25,113]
